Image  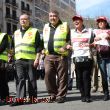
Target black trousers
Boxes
[15,59,37,99]
[0,60,9,100]
[75,60,93,98]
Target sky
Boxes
[76,0,110,19]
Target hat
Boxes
[96,16,107,22]
[72,15,83,21]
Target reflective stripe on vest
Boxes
[14,27,37,60]
[0,33,8,61]
[43,22,68,56]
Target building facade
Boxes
[0,0,34,35]
[50,0,76,27]
[0,0,76,35]
[34,0,76,31]
[34,0,50,32]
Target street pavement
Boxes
[0,79,110,110]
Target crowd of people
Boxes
[0,10,110,106]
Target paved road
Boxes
[0,79,110,110]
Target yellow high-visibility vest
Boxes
[43,22,68,56]
[14,27,38,60]
[0,33,8,62]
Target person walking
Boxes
[36,52,45,80]
[67,15,94,103]
[0,29,10,105]
[10,13,43,106]
[94,16,110,101]
[43,10,70,103]
[91,46,103,93]
[68,50,73,91]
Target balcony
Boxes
[5,14,19,23]
[5,14,12,20]
[11,1,18,8]
[5,0,11,6]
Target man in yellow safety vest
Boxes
[43,10,70,103]
[10,13,43,106]
[0,30,10,105]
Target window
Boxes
[7,22,11,35]
[5,0,10,3]
[26,4,30,11]
[35,7,48,21]
[40,11,48,21]
[12,0,16,4]
[70,0,75,9]
[35,19,43,30]
[60,2,68,10]
[35,0,40,6]
[12,10,17,19]
[41,1,49,12]
[21,1,25,10]
[6,7,11,17]
[35,7,41,18]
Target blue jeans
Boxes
[97,58,110,95]
[106,59,110,78]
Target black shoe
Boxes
[56,97,65,103]
[10,102,24,106]
[27,97,38,104]
[81,97,86,102]
[103,96,109,101]
[0,101,6,106]
[0,99,8,106]
[68,87,72,91]
[86,98,92,103]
